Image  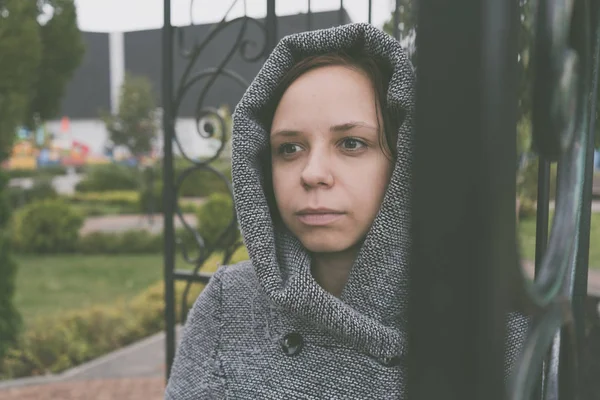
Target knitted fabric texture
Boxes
[165,23,529,399]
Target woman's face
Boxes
[270,65,393,254]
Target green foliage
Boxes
[7,178,57,210]
[25,0,85,125]
[0,280,204,379]
[139,181,163,213]
[517,157,558,203]
[0,170,22,361]
[0,0,42,158]
[178,168,230,197]
[102,73,158,157]
[382,0,535,119]
[12,199,83,253]
[5,165,69,179]
[382,0,416,46]
[78,230,163,255]
[196,193,240,251]
[75,164,140,193]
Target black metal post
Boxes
[266,0,277,54]
[368,0,372,24]
[534,159,551,274]
[162,0,176,382]
[339,0,344,25]
[409,0,517,398]
[393,0,400,40]
[307,0,312,31]
[572,4,600,393]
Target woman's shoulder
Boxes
[204,259,260,301]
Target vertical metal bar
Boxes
[162,0,176,382]
[409,0,517,398]
[339,0,344,25]
[266,0,277,55]
[393,0,400,40]
[368,0,372,24]
[572,3,600,391]
[307,0,312,31]
[534,159,551,275]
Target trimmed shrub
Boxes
[139,181,163,214]
[7,178,58,210]
[78,230,163,254]
[177,168,230,198]
[196,193,240,250]
[517,156,558,202]
[75,164,139,193]
[12,199,83,254]
[70,191,139,207]
[0,280,204,379]
[5,166,68,179]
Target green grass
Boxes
[14,254,164,326]
[518,212,600,269]
[13,248,249,327]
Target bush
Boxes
[177,168,230,198]
[151,160,232,198]
[196,193,240,250]
[75,164,140,193]
[70,191,139,207]
[78,230,163,254]
[0,170,21,362]
[517,156,558,203]
[5,166,68,179]
[0,280,206,379]
[7,178,58,210]
[139,181,163,213]
[12,199,83,254]
[518,196,537,219]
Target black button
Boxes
[378,355,401,367]
[280,332,303,356]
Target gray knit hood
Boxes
[231,23,414,361]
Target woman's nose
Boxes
[300,149,334,188]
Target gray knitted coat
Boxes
[165,23,529,399]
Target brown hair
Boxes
[267,50,401,160]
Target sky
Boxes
[73,0,395,32]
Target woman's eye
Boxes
[341,138,366,150]
[279,143,301,155]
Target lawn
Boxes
[12,213,597,327]
[518,212,600,269]
[14,248,249,327]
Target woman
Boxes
[165,23,527,399]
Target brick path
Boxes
[80,213,197,235]
[0,377,164,400]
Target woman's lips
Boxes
[297,212,345,226]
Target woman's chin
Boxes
[299,236,358,255]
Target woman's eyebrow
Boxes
[270,129,301,139]
[330,121,378,133]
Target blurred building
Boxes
[46,10,352,161]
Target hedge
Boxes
[0,246,249,380]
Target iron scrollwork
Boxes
[509,0,600,398]
[169,0,268,320]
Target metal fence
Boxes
[161,0,599,398]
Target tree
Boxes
[382,0,533,119]
[382,0,416,64]
[25,0,85,126]
[0,0,41,362]
[102,74,159,158]
[0,0,42,159]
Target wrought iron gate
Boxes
[161,0,599,398]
